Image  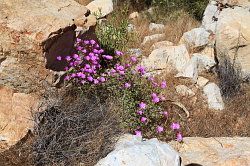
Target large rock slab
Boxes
[142,45,190,73]
[0,86,39,147]
[170,137,250,166]
[0,0,89,52]
[0,55,50,92]
[180,28,211,49]
[203,83,224,110]
[96,134,180,166]
[216,6,250,77]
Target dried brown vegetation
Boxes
[0,87,123,166]
[160,72,250,138]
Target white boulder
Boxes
[201,1,219,33]
[142,45,190,73]
[86,0,113,18]
[176,53,216,81]
[216,6,250,77]
[203,83,224,110]
[180,28,210,49]
[149,23,165,32]
[151,41,174,50]
[96,134,180,166]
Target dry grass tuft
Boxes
[0,87,124,166]
[160,72,250,138]
[129,10,200,57]
[163,11,200,44]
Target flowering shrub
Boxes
[57,38,182,142]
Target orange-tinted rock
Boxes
[0,86,39,148]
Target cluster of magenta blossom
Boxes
[56,38,125,85]
[134,76,183,142]
[56,38,182,142]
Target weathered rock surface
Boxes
[142,45,190,73]
[170,137,250,166]
[180,28,210,49]
[86,0,113,18]
[216,6,250,77]
[202,1,219,33]
[96,134,180,166]
[150,41,174,50]
[218,0,250,7]
[0,0,88,52]
[175,85,195,97]
[0,86,39,147]
[142,34,165,45]
[176,53,216,81]
[149,23,165,32]
[128,48,142,57]
[203,83,224,110]
[0,55,50,93]
[196,76,209,87]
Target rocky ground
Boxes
[0,0,249,166]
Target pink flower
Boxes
[119,70,125,75]
[64,75,70,81]
[130,56,137,62]
[56,56,62,61]
[95,44,100,48]
[98,77,106,82]
[103,55,113,60]
[73,54,79,59]
[65,56,71,61]
[156,126,164,133]
[171,123,180,130]
[90,39,96,45]
[136,66,146,75]
[161,81,167,88]
[148,76,154,82]
[77,46,83,50]
[139,102,147,110]
[115,50,123,56]
[93,79,99,84]
[116,65,125,71]
[84,40,90,45]
[140,117,147,123]
[64,67,69,71]
[87,76,93,82]
[135,130,142,137]
[85,56,90,61]
[151,93,157,98]
[137,110,143,115]
[98,49,104,54]
[176,132,183,142]
[76,38,81,43]
[152,96,160,103]
[163,111,168,118]
[124,83,131,88]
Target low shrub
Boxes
[56,37,183,142]
[96,3,135,53]
[217,55,243,98]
